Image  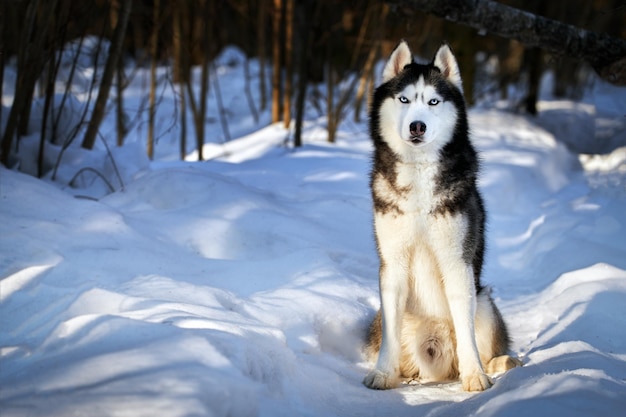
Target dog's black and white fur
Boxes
[363,41,519,391]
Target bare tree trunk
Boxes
[178,87,187,160]
[324,3,339,144]
[293,1,313,148]
[110,0,129,148]
[147,0,160,160]
[81,0,132,150]
[0,1,5,129]
[52,36,82,142]
[51,35,106,181]
[38,1,69,177]
[257,0,268,112]
[326,61,335,143]
[241,1,259,123]
[19,1,57,137]
[354,2,387,122]
[173,1,187,160]
[243,57,259,124]
[186,0,211,161]
[197,1,211,160]
[549,0,591,98]
[524,47,542,115]
[212,62,231,143]
[38,46,57,177]
[354,42,379,123]
[111,0,126,147]
[1,0,58,166]
[455,26,478,104]
[116,52,127,146]
[271,0,283,123]
[282,0,294,128]
[325,2,369,144]
[385,0,626,85]
[498,39,524,99]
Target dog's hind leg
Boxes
[474,290,522,375]
[485,355,523,374]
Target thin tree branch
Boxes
[81,0,132,149]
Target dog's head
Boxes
[373,41,466,156]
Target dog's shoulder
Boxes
[432,133,482,216]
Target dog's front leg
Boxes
[444,264,492,391]
[432,217,492,392]
[363,261,408,389]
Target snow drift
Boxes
[1,47,626,416]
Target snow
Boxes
[2,45,626,416]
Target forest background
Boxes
[1,0,625,172]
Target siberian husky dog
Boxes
[363,41,520,392]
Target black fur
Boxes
[369,56,487,290]
[365,45,514,390]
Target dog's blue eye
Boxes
[428,98,440,106]
[398,96,409,104]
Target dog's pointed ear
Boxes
[382,40,413,82]
[434,44,463,91]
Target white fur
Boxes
[366,193,493,390]
[378,77,458,158]
[367,187,489,385]
[364,42,495,392]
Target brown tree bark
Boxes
[282,0,294,128]
[115,51,126,147]
[184,1,211,161]
[110,0,127,147]
[0,0,5,130]
[81,0,132,150]
[147,0,160,160]
[1,0,59,166]
[196,0,211,160]
[38,1,70,177]
[173,1,187,160]
[385,0,626,85]
[354,2,388,122]
[354,39,381,123]
[271,0,283,123]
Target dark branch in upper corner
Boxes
[386,0,626,85]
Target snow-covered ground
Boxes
[1,46,626,416]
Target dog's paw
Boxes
[461,371,493,392]
[363,369,398,390]
[485,355,523,375]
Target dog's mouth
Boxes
[408,134,425,145]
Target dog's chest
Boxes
[373,159,441,216]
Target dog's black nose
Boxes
[410,121,426,136]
